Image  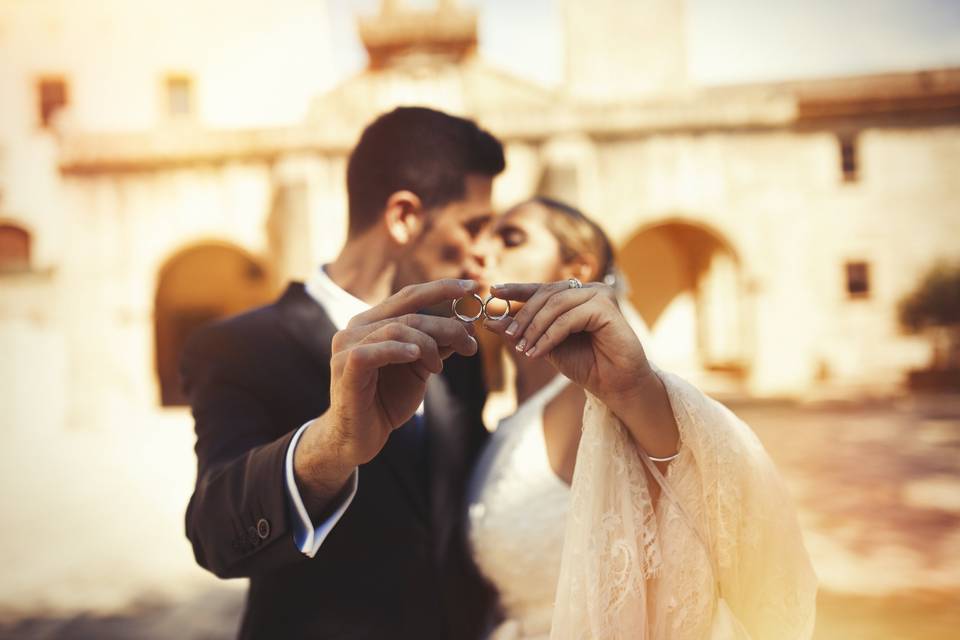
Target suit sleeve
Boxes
[181,328,313,579]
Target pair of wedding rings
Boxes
[452,294,511,322]
[453,279,582,322]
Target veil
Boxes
[549,274,817,639]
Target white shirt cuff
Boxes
[284,421,359,558]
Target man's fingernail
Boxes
[515,338,526,352]
[406,344,420,357]
[525,346,537,358]
[505,321,519,336]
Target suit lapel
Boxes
[275,282,338,368]
[379,417,430,523]
[425,356,489,563]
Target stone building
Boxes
[2,0,960,452]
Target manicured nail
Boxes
[459,279,475,290]
[515,338,526,352]
[505,321,519,336]
[525,346,537,358]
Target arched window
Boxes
[0,224,31,272]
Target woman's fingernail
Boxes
[525,346,537,358]
[460,279,475,290]
[515,338,526,352]
[506,321,519,336]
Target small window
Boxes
[838,134,858,182]
[37,77,68,128]
[165,75,193,117]
[845,261,870,299]
[0,224,31,272]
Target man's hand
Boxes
[327,278,480,464]
[294,279,479,512]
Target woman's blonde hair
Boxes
[518,196,616,285]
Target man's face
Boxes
[394,174,496,290]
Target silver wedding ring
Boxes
[567,277,583,289]
[452,293,484,322]
[452,294,511,322]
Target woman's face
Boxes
[485,203,567,288]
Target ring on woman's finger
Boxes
[452,294,484,322]
[567,278,583,289]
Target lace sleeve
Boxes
[551,369,817,639]
[550,389,662,639]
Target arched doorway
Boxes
[618,220,746,381]
[154,243,276,406]
[0,223,31,272]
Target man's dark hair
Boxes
[346,106,505,237]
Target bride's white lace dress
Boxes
[466,370,817,639]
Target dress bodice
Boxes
[466,377,718,639]
[466,375,572,638]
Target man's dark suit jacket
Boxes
[182,282,496,639]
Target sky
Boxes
[327,0,960,87]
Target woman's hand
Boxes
[486,280,647,397]
[486,280,679,458]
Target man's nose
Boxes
[464,251,487,279]
[470,233,498,267]
[471,249,487,268]
[463,242,493,283]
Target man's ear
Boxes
[383,190,425,246]
[559,253,599,284]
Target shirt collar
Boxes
[304,264,371,331]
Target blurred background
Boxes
[1,0,959,637]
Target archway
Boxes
[154,243,276,406]
[618,220,746,380]
[0,223,31,272]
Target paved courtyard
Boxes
[1,393,958,639]
[732,393,960,640]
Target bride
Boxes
[466,197,817,639]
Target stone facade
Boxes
[2,0,959,611]
[2,0,959,445]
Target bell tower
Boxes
[562,0,688,100]
[358,0,478,69]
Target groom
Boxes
[182,107,505,639]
